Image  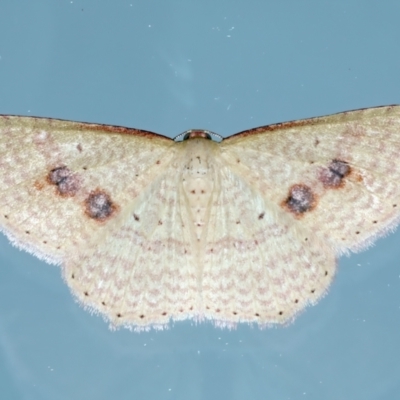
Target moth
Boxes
[1,105,399,330]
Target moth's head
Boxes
[174,129,223,143]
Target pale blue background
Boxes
[0,1,400,399]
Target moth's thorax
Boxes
[181,139,217,241]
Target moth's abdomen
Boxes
[181,139,216,241]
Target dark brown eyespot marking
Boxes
[84,291,89,296]
[140,314,145,319]
[294,299,299,303]
[258,212,265,220]
[282,184,316,216]
[133,213,140,221]
[101,301,106,306]
[117,313,122,318]
[319,159,351,188]
[162,312,167,316]
[48,166,80,196]
[279,311,283,315]
[85,190,117,221]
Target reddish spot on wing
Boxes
[318,159,352,189]
[281,184,317,218]
[84,189,119,222]
[47,166,80,197]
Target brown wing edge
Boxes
[223,104,400,141]
[0,114,173,141]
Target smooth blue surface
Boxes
[0,2,400,399]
